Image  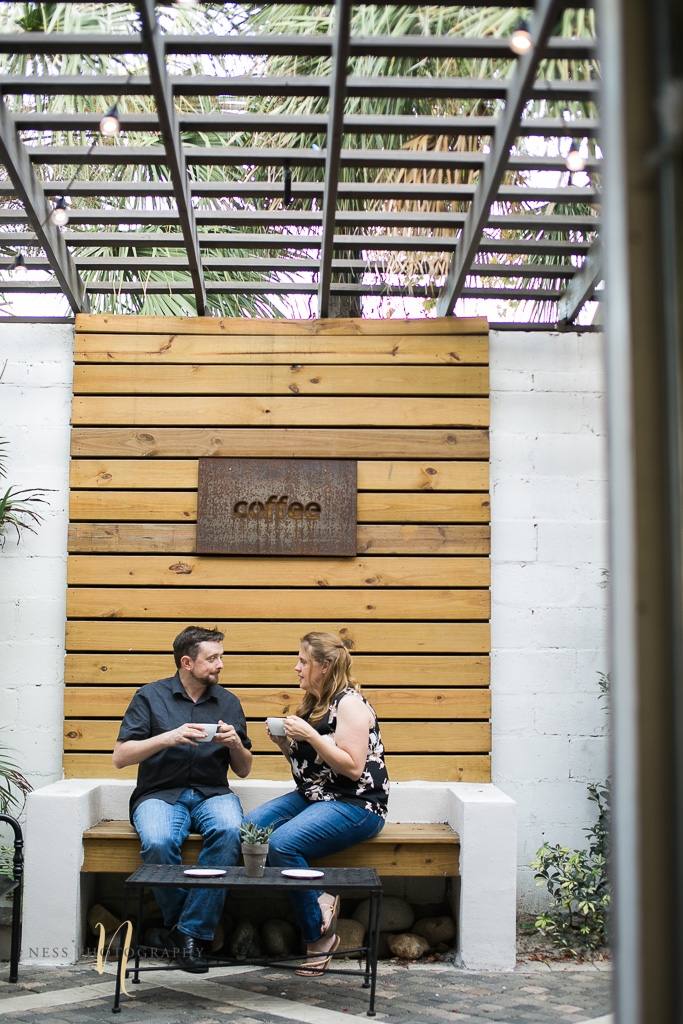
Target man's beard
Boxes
[194,670,220,688]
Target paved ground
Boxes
[0,957,612,1024]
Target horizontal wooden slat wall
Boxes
[67,315,491,784]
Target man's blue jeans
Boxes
[245,790,384,943]
[133,788,243,942]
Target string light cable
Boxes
[45,74,133,228]
[8,78,132,277]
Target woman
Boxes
[245,631,389,976]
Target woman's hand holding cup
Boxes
[266,716,289,749]
[281,714,315,742]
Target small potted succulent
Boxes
[238,821,274,878]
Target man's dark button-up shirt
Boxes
[117,674,252,822]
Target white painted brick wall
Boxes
[0,323,610,920]
[490,330,610,913]
[0,323,73,805]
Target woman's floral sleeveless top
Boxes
[290,688,389,819]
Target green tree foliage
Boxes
[0,2,281,316]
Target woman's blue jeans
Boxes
[133,787,243,942]
[245,790,384,943]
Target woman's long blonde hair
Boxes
[296,632,360,723]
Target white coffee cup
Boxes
[266,717,287,737]
[195,723,218,742]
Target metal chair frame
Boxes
[0,813,24,983]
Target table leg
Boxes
[362,893,372,989]
[366,889,381,1016]
[132,886,144,984]
[112,886,131,1014]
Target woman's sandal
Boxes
[320,894,340,937]
[295,934,340,977]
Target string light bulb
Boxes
[11,253,28,279]
[566,139,586,173]
[51,197,69,227]
[100,104,120,137]
[510,19,532,54]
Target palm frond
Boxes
[0,484,51,547]
[0,439,8,480]
[0,745,32,815]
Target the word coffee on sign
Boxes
[196,457,357,556]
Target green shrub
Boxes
[531,779,610,954]
[531,671,611,954]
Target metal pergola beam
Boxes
[0,0,602,322]
[0,32,598,60]
[555,239,603,327]
[12,112,602,139]
[169,34,597,60]
[477,238,593,255]
[25,145,601,174]
[14,255,580,277]
[436,0,570,316]
[319,0,357,316]
[0,280,586,302]
[0,97,88,313]
[18,256,380,272]
[0,209,600,232]
[0,180,602,203]
[0,231,595,255]
[137,0,205,315]
[0,73,599,102]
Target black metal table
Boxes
[113,864,382,1016]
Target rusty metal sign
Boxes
[196,458,357,556]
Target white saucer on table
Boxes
[280,868,324,879]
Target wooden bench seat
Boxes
[82,820,460,877]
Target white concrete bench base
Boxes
[22,779,516,971]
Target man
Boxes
[113,626,252,973]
